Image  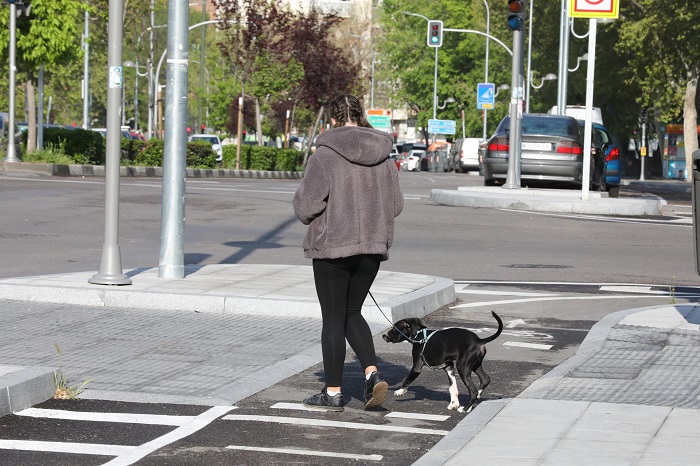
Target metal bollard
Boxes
[692,150,700,275]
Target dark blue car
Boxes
[593,123,621,186]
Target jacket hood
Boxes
[316,126,393,166]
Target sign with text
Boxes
[367,109,391,132]
[428,119,456,135]
[569,0,619,19]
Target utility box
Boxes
[693,150,700,275]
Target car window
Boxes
[192,136,219,144]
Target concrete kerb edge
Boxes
[518,303,687,400]
[0,161,304,179]
[412,398,511,466]
[0,366,58,418]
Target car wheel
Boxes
[484,178,497,186]
[608,185,620,198]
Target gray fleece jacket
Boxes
[293,125,404,261]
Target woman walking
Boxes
[293,94,404,411]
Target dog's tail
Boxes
[479,311,503,344]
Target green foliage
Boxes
[186,141,217,168]
[133,139,164,167]
[20,128,104,164]
[22,147,75,165]
[221,144,302,171]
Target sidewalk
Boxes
[417,304,700,465]
[0,264,455,415]
[1,265,699,464]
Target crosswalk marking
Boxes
[456,289,556,297]
[15,407,197,426]
[226,445,383,461]
[385,412,450,422]
[0,439,134,456]
[222,414,449,435]
[504,341,553,350]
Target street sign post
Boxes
[477,83,495,110]
[428,119,456,135]
[367,109,392,133]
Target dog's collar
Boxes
[412,328,429,344]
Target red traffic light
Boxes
[508,0,525,13]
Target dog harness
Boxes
[414,328,446,370]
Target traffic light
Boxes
[506,0,527,31]
[427,20,443,47]
[200,124,205,134]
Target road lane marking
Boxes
[599,285,666,294]
[15,407,197,426]
[385,412,450,422]
[272,403,451,422]
[456,289,556,297]
[450,295,667,309]
[507,319,526,328]
[226,445,383,461]
[503,341,553,350]
[0,439,134,456]
[103,406,234,466]
[222,415,448,435]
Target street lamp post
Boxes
[530,72,557,89]
[4,0,19,162]
[123,61,148,132]
[568,53,588,72]
[350,34,375,109]
[481,0,490,142]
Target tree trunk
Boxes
[255,97,263,146]
[683,71,698,182]
[26,79,36,153]
[302,105,324,167]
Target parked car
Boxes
[591,123,621,187]
[451,138,481,173]
[402,150,425,172]
[483,113,606,190]
[188,133,223,163]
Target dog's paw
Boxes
[477,389,484,399]
[447,401,460,411]
[394,388,407,397]
[466,404,474,414]
[457,406,465,413]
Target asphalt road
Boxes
[0,171,695,284]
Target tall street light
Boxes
[481,0,490,142]
[350,34,375,109]
[530,72,557,89]
[123,61,148,132]
[4,0,19,162]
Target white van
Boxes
[451,138,482,173]
[548,105,603,125]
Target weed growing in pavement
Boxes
[53,343,91,400]
[669,276,677,304]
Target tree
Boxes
[0,0,90,152]
[615,0,700,179]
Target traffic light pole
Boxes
[504,29,524,189]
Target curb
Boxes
[0,161,304,179]
[0,365,57,417]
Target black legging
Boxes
[312,254,381,388]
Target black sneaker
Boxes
[364,371,388,410]
[303,388,344,412]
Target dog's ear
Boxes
[405,318,426,336]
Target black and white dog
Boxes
[382,311,503,413]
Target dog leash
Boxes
[367,290,422,344]
[368,290,444,370]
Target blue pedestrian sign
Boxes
[477,83,495,110]
[428,119,456,135]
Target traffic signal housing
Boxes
[427,20,443,47]
[507,0,527,31]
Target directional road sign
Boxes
[367,109,392,133]
[477,83,495,110]
[428,119,456,135]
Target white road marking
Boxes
[226,445,383,461]
[450,294,667,309]
[599,285,661,294]
[222,415,448,435]
[15,408,197,426]
[271,402,333,413]
[385,412,450,422]
[456,289,556,297]
[503,341,553,350]
[103,406,234,466]
[454,283,469,292]
[507,319,526,328]
[0,439,134,456]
